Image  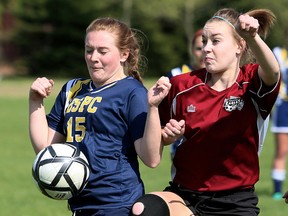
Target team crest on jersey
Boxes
[223,96,244,112]
[187,104,196,112]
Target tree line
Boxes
[0,0,287,78]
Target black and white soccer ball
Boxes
[32,143,90,200]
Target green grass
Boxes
[0,76,287,215]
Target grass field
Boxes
[0,76,287,216]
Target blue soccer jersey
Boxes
[47,77,147,211]
[271,47,288,133]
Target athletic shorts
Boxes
[164,182,260,216]
[271,100,288,133]
[72,206,131,216]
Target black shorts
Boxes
[164,182,260,216]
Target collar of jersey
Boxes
[89,80,118,94]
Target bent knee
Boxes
[131,192,194,216]
[131,194,170,216]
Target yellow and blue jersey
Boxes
[273,47,288,100]
[47,77,147,211]
[271,47,288,133]
[166,64,192,79]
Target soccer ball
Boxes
[32,143,90,200]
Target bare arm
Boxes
[237,14,280,85]
[29,77,65,154]
[135,77,171,168]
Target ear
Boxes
[237,38,246,55]
[120,49,130,63]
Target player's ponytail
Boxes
[246,9,276,39]
[241,9,276,66]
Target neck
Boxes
[208,68,240,91]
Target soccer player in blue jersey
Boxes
[29,17,168,216]
[270,46,288,200]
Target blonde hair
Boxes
[86,17,146,83]
[208,8,276,66]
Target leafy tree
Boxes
[2,0,287,78]
[12,0,125,77]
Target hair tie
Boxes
[212,16,235,29]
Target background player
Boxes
[131,8,280,216]
[270,46,288,200]
[28,17,164,216]
[166,29,204,79]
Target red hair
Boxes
[191,29,203,48]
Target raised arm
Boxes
[236,14,280,86]
[135,77,171,168]
[29,77,64,154]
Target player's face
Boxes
[85,30,129,87]
[192,35,205,69]
[202,21,241,75]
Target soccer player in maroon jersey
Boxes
[131,8,281,216]
[166,29,205,161]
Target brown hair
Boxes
[207,8,276,66]
[86,17,146,83]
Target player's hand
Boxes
[236,14,259,38]
[162,119,185,144]
[148,76,171,107]
[29,77,54,101]
[283,191,288,204]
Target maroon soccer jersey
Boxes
[159,64,280,191]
